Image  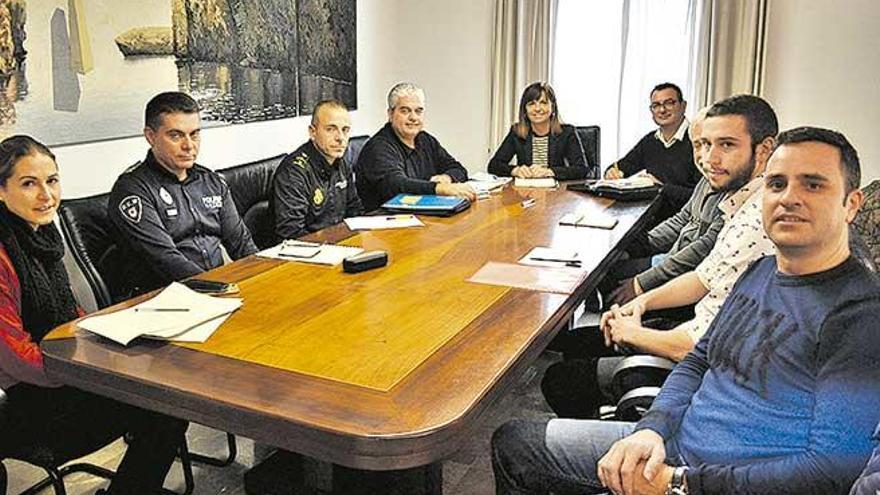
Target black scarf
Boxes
[0,204,78,342]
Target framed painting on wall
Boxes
[0,0,357,147]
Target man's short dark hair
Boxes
[775,126,861,194]
[651,82,683,102]
[706,94,778,149]
[145,92,200,130]
[310,99,348,127]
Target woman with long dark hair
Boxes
[0,135,187,494]
[488,82,592,180]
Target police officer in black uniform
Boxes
[270,99,363,242]
[109,92,257,296]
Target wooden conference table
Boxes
[42,184,655,493]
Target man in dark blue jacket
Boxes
[355,82,476,211]
[493,126,880,495]
[110,92,257,296]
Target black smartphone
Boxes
[182,279,238,295]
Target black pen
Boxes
[531,257,582,266]
[135,308,190,312]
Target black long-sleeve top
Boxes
[487,124,594,180]
[355,123,469,211]
[611,129,700,209]
[109,151,257,295]
[270,140,363,242]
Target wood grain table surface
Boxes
[42,184,656,471]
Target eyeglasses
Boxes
[650,99,680,112]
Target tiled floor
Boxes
[4,352,559,495]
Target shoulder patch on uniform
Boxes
[293,153,310,170]
[118,195,143,224]
[313,188,325,206]
[122,161,143,174]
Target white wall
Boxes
[55,0,494,198]
[763,0,880,181]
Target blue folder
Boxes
[381,194,471,216]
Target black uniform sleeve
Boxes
[271,161,313,240]
[487,130,519,177]
[109,176,204,281]
[549,127,588,181]
[430,137,468,182]
[218,181,258,259]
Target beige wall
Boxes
[55,0,494,199]
[763,0,880,181]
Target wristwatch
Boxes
[665,466,688,495]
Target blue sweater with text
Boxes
[637,255,880,494]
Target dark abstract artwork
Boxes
[0,0,357,146]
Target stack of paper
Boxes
[78,282,242,345]
[514,177,557,188]
[344,214,424,230]
[258,240,364,265]
[467,172,512,196]
[594,175,655,190]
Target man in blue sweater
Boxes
[492,126,880,495]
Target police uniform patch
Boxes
[119,195,143,224]
[202,195,223,209]
[313,188,325,205]
[159,186,174,205]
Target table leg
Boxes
[245,451,442,495]
[332,463,442,495]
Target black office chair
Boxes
[853,179,880,269]
[218,154,286,250]
[575,125,601,179]
[58,194,241,495]
[345,134,370,170]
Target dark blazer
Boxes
[487,124,593,180]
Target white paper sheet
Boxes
[514,177,558,188]
[518,246,585,269]
[257,242,364,265]
[344,214,424,230]
[78,283,243,345]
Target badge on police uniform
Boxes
[159,187,174,205]
[313,188,325,206]
[119,195,143,223]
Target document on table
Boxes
[514,177,558,188]
[258,240,364,265]
[467,261,585,294]
[519,247,586,269]
[78,282,243,346]
[558,212,618,229]
[344,214,424,230]
[467,172,512,195]
[594,174,655,190]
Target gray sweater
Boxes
[635,178,726,291]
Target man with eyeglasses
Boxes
[605,82,701,214]
[355,82,476,211]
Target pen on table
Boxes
[521,198,537,208]
[135,308,190,312]
[531,257,582,266]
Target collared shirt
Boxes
[654,118,690,148]
[686,176,776,341]
[109,151,258,295]
[355,122,469,211]
[270,140,363,241]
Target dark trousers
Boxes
[1,383,188,494]
[542,311,690,419]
